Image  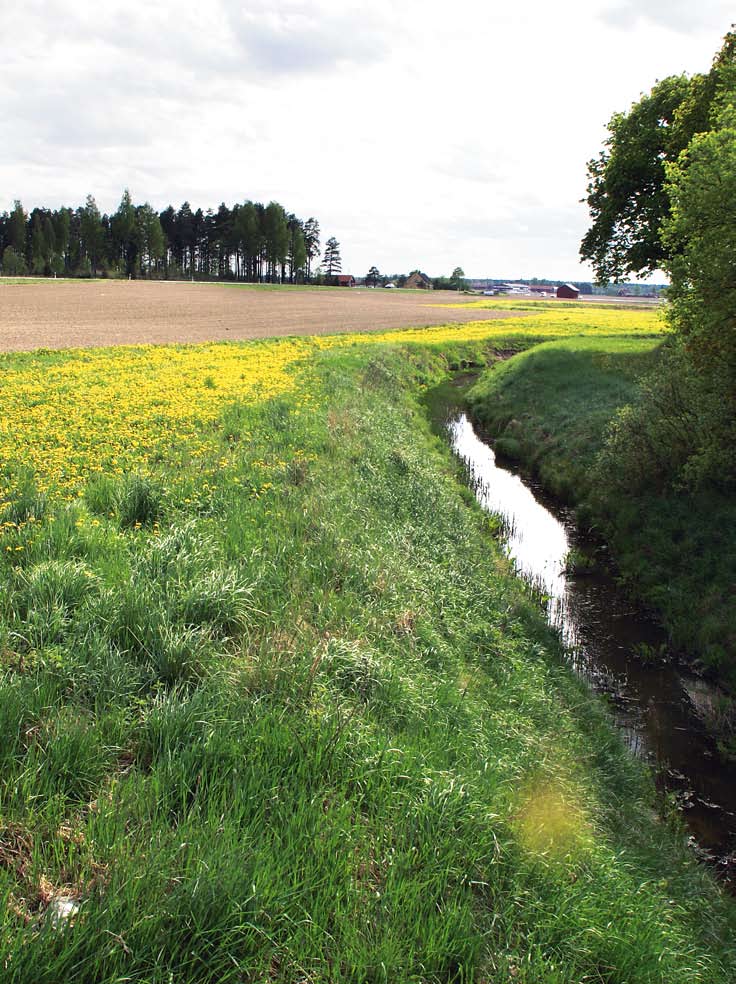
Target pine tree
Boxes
[235,202,263,282]
[79,195,105,275]
[290,224,307,282]
[323,236,342,276]
[263,202,289,282]
[112,189,136,274]
[304,218,320,280]
[135,204,165,275]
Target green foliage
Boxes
[572,27,736,679]
[595,339,706,493]
[135,202,166,274]
[581,29,735,283]
[263,201,289,280]
[79,194,105,276]
[580,74,693,282]
[468,336,736,688]
[115,473,165,528]
[468,336,661,501]
[8,200,26,255]
[1,193,329,284]
[323,235,342,276]
[1,245,27,276]
[1,343,735,980]
[450,266,467,290]
[290,223,307,279]
[661,107,736,486]
[1,475,47,525]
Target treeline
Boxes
[578,28,736,686]
[362,267,468,290]
[582,28,736,492]
[0,191,332,282]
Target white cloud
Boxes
[223,3,394,76]
[601,0,732,34]
[0,1,730,279]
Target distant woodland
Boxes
[0,192,328,282]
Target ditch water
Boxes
[433,385,736,888]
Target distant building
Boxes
[335,274,355,287]
[404,271,432,289]
[529,284,555,295]
[557,283,580,299]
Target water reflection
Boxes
[448,412,736,874]
[448,413,572,640]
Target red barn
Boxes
[335,274,355,287]
[557,283,580,299]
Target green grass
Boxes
[0,277,81,285]
[219,282,443,294]
[0,339,734,981]
[467,337,736,689]
[467,336,663,502]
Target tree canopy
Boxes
[585,28,736,491]
[0,192,331,283]
[580,30,735,284]
[323,237,342,277]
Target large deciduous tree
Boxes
[580,75,692,283]
[580,32,736,284]
[585,29,736,490]
[2,246,26,276]
[660,102,736,483]
[450,267,467,290]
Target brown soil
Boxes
[0,282,516,353]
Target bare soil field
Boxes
[0,281,516,352]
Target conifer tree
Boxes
[323,236,342,276]
[290,224,307,282]
[304,217,320,280]
[8,201,26,257]
[79,195,105,275]
[113,189,137,274]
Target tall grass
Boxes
[0,339,733,981]
[467,336,736,688]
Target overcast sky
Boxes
[0,1,731,280]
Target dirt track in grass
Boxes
[0,281,519,352]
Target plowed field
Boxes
[0,281,515,352]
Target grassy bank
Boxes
[466,336,663,502]
[1,315,734,980]
[467,336,736,691]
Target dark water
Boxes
[444,408,736,885]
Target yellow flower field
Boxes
[0,305,666,502]
[0,337,320,500]
[426,301,665,339]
